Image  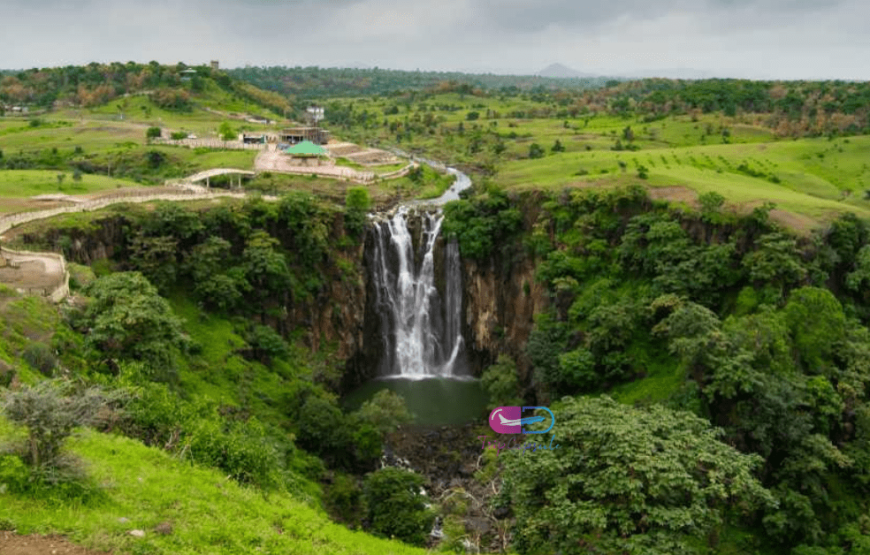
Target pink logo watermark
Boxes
[488,406,555,434]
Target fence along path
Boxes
[0,181,277,302]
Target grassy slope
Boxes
[499,137,870,223]
[0,79,277,193]
[0,287,423,555]
[332,92,870,226]
[168,295,306,430]
[0,170,142,198]
[0,421,425,555]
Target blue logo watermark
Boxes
[479,406,559,456]
[488,406,555,434]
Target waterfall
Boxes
[369,206,467,378]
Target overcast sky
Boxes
[1,0,867,79]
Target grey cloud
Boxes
[0,0,867,79]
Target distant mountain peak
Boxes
[537,63,593,78]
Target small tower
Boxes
[305,106,324,126]
[210,60,220,71]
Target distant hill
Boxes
[0,62,290,117]
[537,63,596,79]
[621,68,715,80]
[226,66,614,99]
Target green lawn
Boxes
[497,134,870,224]
[0,170,143,197]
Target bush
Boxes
[363,468,434,546]
[80,272,186,381]
[354,390,412,435]
[345,187,371,238]
[184,417,281,488]
[1,381,112,470]
[295,393,380,472]
[170,131,189,140]
[244,324,290,365]
[22,342,57,377]
[324,473,364,526]
[0,454,29,494]
[146,126,161,141]
[528,143,545,159]
[219,121,235,141]
[121,380,285,489]
[480,355,522,409]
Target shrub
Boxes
[150,88,192,111]
[80,272,186,381]
[0,454,29,494]
[1,381,112,470]
[170,131,189,140]
[363,468,434,546]
[480,355,522,409]
[219,121,235,141]
[354,390,412,435]
[22,342,57,377]
[184,417,281,488]
[145,126,161,141]
[324,472,364,526]
[121,380,286,489]
[345,187,371,238]
[243,324,290,365]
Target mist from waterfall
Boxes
[368,206,467,378]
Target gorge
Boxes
[349,168,496,425]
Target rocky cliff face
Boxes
[19,215,129,265]
[12,207,547,390]
[461,254,548,382]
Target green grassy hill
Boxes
[326,90,870,229]
[0,419,425,555]
[0,65,286,190]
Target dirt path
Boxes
[0,181,273,301]
[0,533,108,555]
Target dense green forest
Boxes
[225,66,616,99]
[0,193,435,553]
[442,184,870,554]
[0,62,290,116]
[3,61,870,555]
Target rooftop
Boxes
[284,140,327,156]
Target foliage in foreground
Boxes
[0,424,427,555]
[1,382,107,468]
[446,185,870,553]
[501,396,774,555]
[363,467,435,547]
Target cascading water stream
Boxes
[367,164,471,379]
[369,207,466,378]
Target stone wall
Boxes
[0,247,69,303]
[0,190,253,237]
